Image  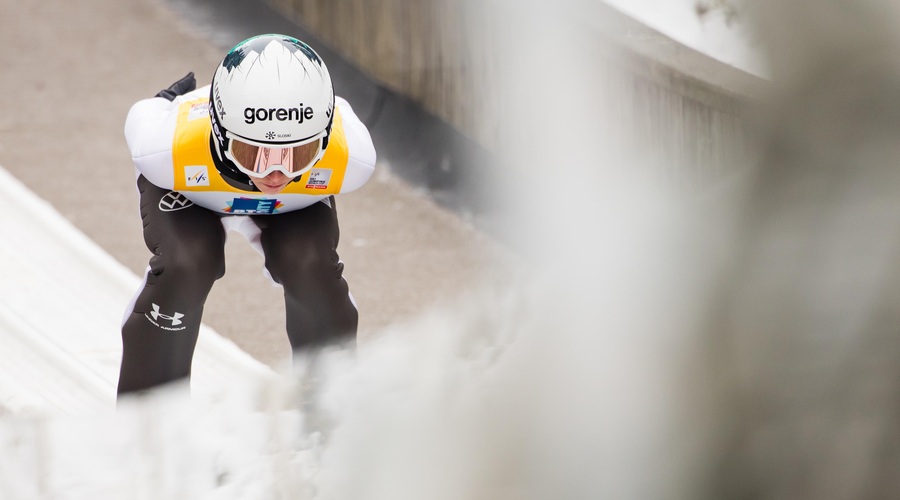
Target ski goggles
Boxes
[224,133,325,179]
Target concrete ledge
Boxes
[591,0,769,101]
[0,166,277,416]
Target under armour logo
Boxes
[159,192,194,212]
[146,303,186,331]
[151,303,183,325]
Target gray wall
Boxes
[265,0,764,188]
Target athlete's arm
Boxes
[124,83,211,190]
[155,72,196,102]
[336,97,377,193]
[124,96,178,189]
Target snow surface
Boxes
[0,165,277,417]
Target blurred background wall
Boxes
[264,0,763,189]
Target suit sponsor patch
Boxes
[159,192,194,212]
[187,102,209,121]
[224,197,282,214]
[306,168,332,189]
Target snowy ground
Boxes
[0,166,277,417]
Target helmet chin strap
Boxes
[208,109,228,164]
[212,137,224,162]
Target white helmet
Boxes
[209,34,335,181]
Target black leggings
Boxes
[117,176,357,395]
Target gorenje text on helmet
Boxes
[244,106,314,125]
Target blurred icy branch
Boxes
[695,0,740,26]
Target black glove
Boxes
[155,72,196,101]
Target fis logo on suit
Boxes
[184,165,210,186]
[159,192,194,212]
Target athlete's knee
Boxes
[152,238,226,283]
[265,237,341,288]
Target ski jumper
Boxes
[118,86,376,394]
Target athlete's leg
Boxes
[117,176,227,395]
[251,197,357,351]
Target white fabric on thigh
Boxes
[219,214,279,285]
[218,198,336,286]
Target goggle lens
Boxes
[227,138,322,179]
